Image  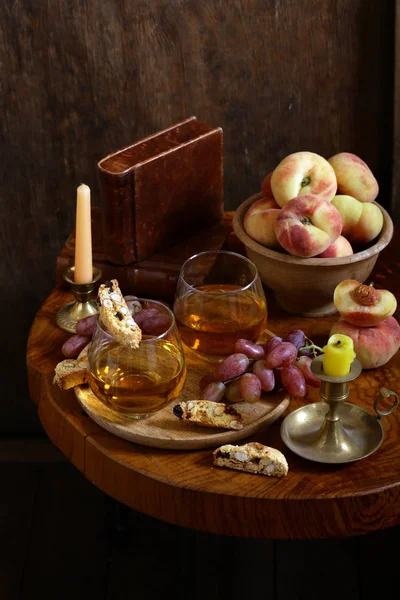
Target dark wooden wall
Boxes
[1,0,395,435]
[392,0,400,223]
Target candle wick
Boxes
[334,341,341,347]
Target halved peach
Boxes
[333,279,397,327]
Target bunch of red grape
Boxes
[199,330,322,404]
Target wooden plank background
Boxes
[0,0,395,434]
[392,0,400,222]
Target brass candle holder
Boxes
[281,356,399,464]
[56,266,102,333]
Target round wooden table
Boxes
[27,238,400,539]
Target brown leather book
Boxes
[56,208,233,300]
[98,116,224,264]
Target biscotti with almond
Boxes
[53,342,91,391]
[98,279,142,349]
[53,358,88,390]
[213,442,288,476]
[173,400,243,430]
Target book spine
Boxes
[98,169,136,265]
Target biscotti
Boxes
[98,279,142,349]
[213,442,288,477]
[173,400,243,430]
[53,358,88,390]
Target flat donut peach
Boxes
[271,151,337,207]
[273,194,343,257]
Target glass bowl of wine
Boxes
[173,250,267,360]
[88,299,186,419]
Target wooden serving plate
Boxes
[74,344,290,450]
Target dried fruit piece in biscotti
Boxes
[98,279,142,349]
[213,442,288,477]
[173,400,243,430]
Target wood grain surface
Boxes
[27,228,400,539]
[4,0,395,436]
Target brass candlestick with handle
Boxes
[281,356,399,464]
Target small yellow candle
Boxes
[74,184,93,284]
[322,334,356,377]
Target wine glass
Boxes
[173,250,267,359]
[88,299,186,419]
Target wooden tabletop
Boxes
[27,231,400,540]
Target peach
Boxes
[333,280,397,327]
[270,151,337,207]
[261,172,276,200]
[331,195,383,245]
[273,194,343,257]
[249,196,280,212]
[328,152,379,203]
[244,199,281,250]
[316,235,353,258]
[330,316,400,369]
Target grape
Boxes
[273,368,284,391]
[283,329,305,351]
[296,356,321,388]
[264,342,297,369]
[234,339,265,359]
[62,334,92,358]
[297,347,312,358]
[213,353,250,382]
[240,373,262,403]
[200,381,226,402]
[281,365,307,397]
[252,360,275,392]
[262,336,283,354]
[133,308,160,327]
[141,314,171,335]
[225,379,243,403]
[199,372,216,391]
[76,315,97,336]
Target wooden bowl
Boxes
[232,193,394,317]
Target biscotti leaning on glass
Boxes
[97,279,142,349]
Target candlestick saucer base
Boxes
[280,357,399,464]
[56,266,102,333]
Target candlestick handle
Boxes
[374,388,399,421]
[56,266,102,333]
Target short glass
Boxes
[88,299,186,419]
[173,250,267,359]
